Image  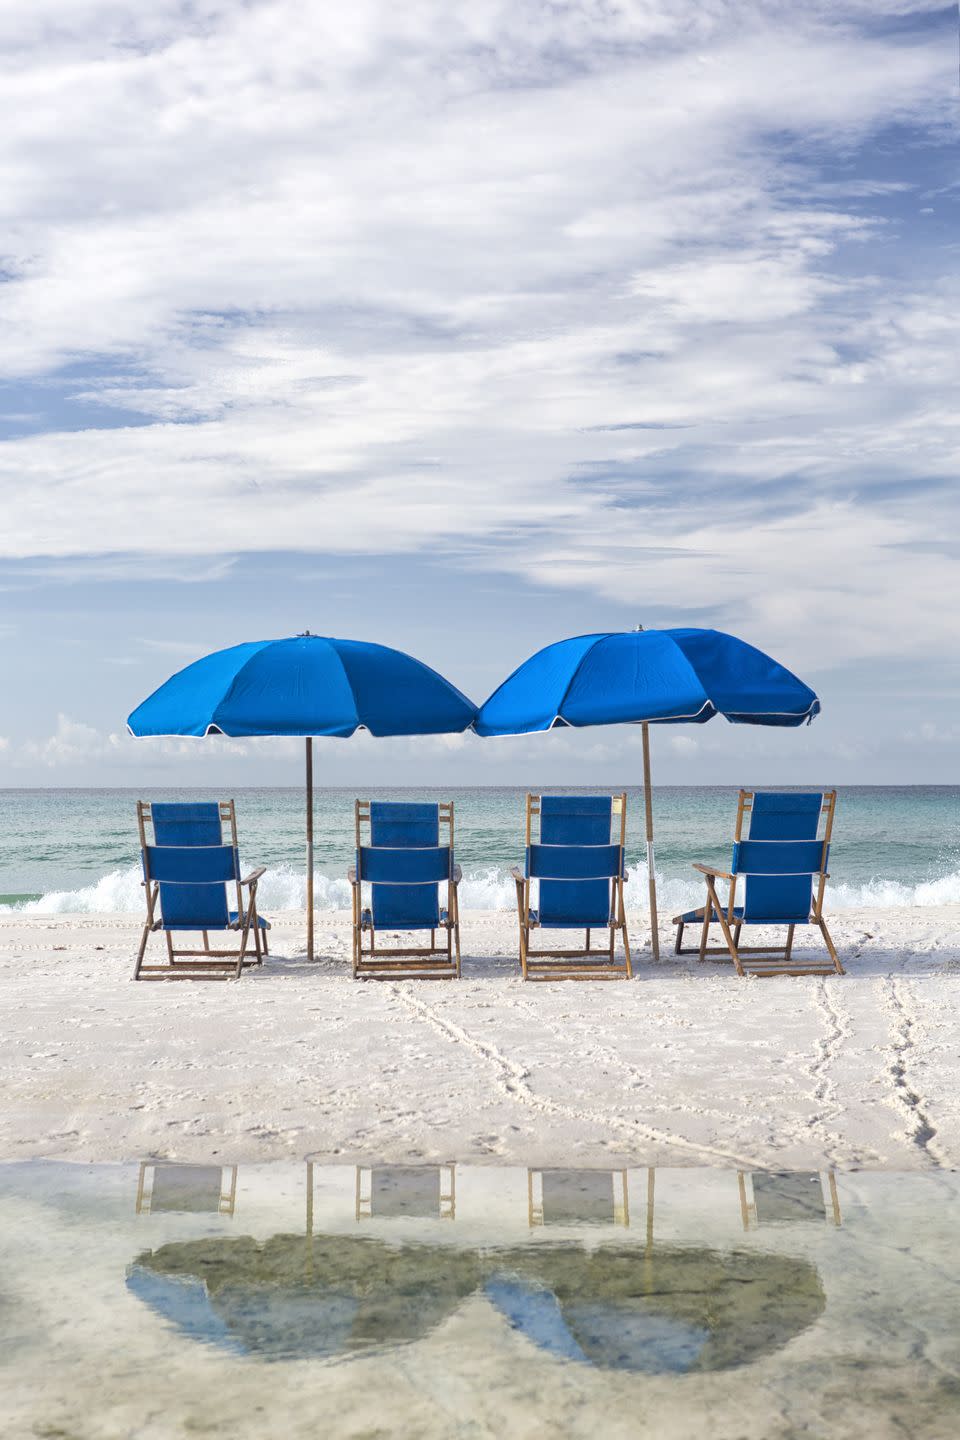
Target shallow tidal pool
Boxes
[1,1160,958,1438]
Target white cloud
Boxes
[11,714,263,769]
[0,0,956,676]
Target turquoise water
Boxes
[0,786,958,914]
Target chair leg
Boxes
[816,916,844,975]
[707,878,744,976]
[784,924,795,963]
[733,921,743,950]
[514,877,528,979]
[619,880,632,979]
[165,931,175,966]
[261,926,269,957]
[252,914,263,963]
[453,894,462,980]
[235,914,252,979]
[698,903,712,962]
[202,930,210,952]
[585,928,591,951]
[621,920,633,979]
[675,921,684,955]
[133,924,151,981]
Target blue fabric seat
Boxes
[134,801,269,981]
[349,800,461,978]
[512,794,632,981]
[674,791,842,977]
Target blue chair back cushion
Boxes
[535,796,617,927]
[748,792,823,841]
[732,839,827,923]
[360,803,447,928]
[369,801,439,847]
[143,844,238,930]
[151,802,224,847]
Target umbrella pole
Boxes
[641,722,660,961]
[305,736,314,962]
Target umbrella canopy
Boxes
[474,628,820,958]
[128,634,475,958]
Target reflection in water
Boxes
[738,1171,841,1230]
[528,1168,629,1227]
[136,1163,238,1217]
[7,1160,957,1439]
[350,1165,456,1222]
[128,1235,481,1361]
[129,1161,826,1372]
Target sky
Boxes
[0,0,958,788]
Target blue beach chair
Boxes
[511,794,631,981]
[134,800,269,981]
[348,800,461,979]
[674,790,841,977]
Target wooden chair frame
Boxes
[348,799,462,980]
[675,791,842,977]
[511,793,632,981]
[134,799,267,982]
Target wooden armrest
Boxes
[241,866,267,886]
[692,862,734,880]
[347,866,357,884]
[452,864,462,884]
[510,867,525,884]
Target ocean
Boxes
[1,785,958,917]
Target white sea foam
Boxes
[4,863,960,916]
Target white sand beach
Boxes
[3,905,959,1171]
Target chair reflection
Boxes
[527,1168,631,1228]
[135,1162,238,1216]
[737,1171,841,1229]
[354,1165,456,1222]
[129,1163,828,1372]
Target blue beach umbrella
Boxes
[474,627,820,959]
[127,633,476,959]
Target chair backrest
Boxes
[732,791,835,921]
[732,839,828,922]
[142,843,240,929]
[150,801,225,847]
[526,794,626,926]
[743,791,824,841]
[138,800,241,930]
[356,800,453,929]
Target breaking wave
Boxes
[3,863,960,916]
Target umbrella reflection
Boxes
[128,1233,481,1361]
